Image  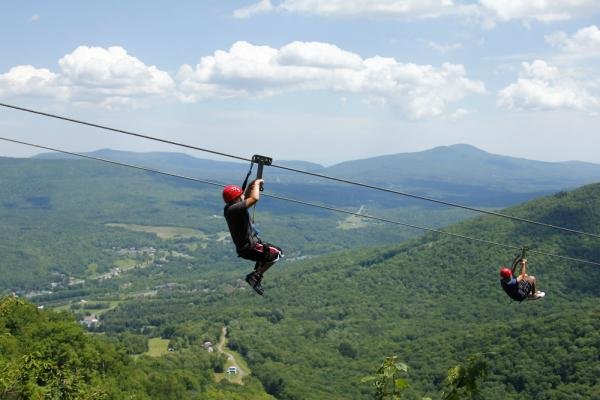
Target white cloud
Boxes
[546,25,600,55]
[233,0,273,18]
[498,59,599,112]
[29,14,39,23]
[449,107,471,120]
[277,0,469,19]
[0,42,484,117]
[234,0,600,26]
[0,65,68,99]
[479,0,598,23]
[0,46,174,108]
[58,46,174,97]
[427,40,464,54]
[276,41,363,69]
[178,40,485,119]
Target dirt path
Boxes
[215,326,249,385]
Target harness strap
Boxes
[511,246,529,273]
[241,161,254,191]
[511,254,522,273]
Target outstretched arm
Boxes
[519,258,528,277]
[244,179,263,208]
[511,255,521,274]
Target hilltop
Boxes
[326,144,600,189]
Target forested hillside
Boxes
[4,0,600,399]
[0,296,274,399]
[2,155,600,399]
[0,156,467,292]
[100,183,600,399]
[4,145,600,293]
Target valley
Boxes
[1,149,600,399]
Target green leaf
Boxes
[394,378,408,390]
[395,362,408,372]
[360,375,377,383]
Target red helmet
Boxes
[222,185,243,203]
[499,267,512,279]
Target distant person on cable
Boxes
[223,179,283,295]
[499,257,545,301]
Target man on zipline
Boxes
[223,179,283,295]
[499,257,545,301]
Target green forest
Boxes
[0,156,470,292]
[0,296,273,399]
[98,184,600,399]
[1,156,600,399]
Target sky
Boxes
[1,0,600,166]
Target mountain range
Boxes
[35,144,600,207]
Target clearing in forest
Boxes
[106,223,207,240]
[143,338,171,357]
[337,205,370,230]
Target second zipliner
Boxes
[499,247,546,302]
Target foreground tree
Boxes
[442,354,488,400]
[362,355,410,399]
[363,354,488,400]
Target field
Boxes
[106,223,208,240]
[337,205,370,230]
[144,338,171,357]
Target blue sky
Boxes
[1,1,600,165]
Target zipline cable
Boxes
[2,135,599,267]
[2,102,600,240]
[0,103,250,163]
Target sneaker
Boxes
[252,280,264,296]
[245,272,257,285]
[528,291,546,300]
[245,272,264,295]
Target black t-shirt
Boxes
[224,201,256,252]
[500,277,526,301]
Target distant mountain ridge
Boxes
[34,149,324,174]
[33,144,600,207]
[325,144,600,189]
